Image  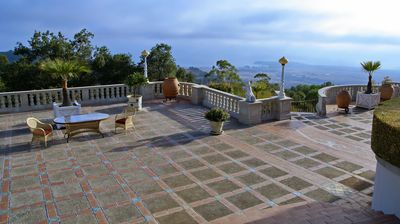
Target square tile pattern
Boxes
[0,102,380,224]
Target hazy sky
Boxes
[2,0,400,68]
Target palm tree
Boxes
[40,59,90,106]
[361,61,381,94]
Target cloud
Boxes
[1,0,400,68]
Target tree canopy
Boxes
[146,43,177,81]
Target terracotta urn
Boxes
[379,84,394,101]
[336,90,351,112]
[162,77,180,100]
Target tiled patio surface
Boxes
[0,100,399,224]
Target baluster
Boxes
[7,95,12,108]
[0,96,4,109]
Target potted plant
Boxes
[125,72,148,110]
[40,59,90,107]
[204,108,230,135]
[356,61,381,109]
[379,76,394,101]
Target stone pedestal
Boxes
[238,100,262,125]
[372,157,400,218]
[356,92,380,109]
[53,102,81,129]
[275,97,292,120]
[191,85,204,105]
[127,95,142,110]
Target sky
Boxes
[2,0,400,69]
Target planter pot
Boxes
[379,84,394,101]
[355,92,380,110]
[209,121,224,135]
[162,77,180,100]
[127,95,143,110]
[53,101,81,129]
[336,90,351,113]
[372,157,400,218]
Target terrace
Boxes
[0,83,399,224]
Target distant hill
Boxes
[186,66,207,84]
[0,50,19,63]
[239,61,400,87]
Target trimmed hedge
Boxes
[371,97,400,168]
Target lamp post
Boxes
[141,50,150,80]
[278,56,288,99]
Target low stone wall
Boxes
[316,83,400,116]
[0,82,292,125]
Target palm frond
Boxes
[361,61,381,74]
[40,59,91,80]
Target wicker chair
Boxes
[115,107,137,133]
[26,117,53,147]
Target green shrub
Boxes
[204,108,230,122]
[371,97,400,168]
[125,72,148,96]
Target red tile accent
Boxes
[43,187,52,201]
[2,180,10,193]
[86,193,98,208]
[94,211,108,224]
[46,203,58,218]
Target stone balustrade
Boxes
[316,83,400,116]
[0,81,292,125]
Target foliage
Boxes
[361,61,381,94]
[146,43,177,81]
[40,59,90,106]
[252,73,276,98]
[125,72,148,97]
[205,60,244,96]
[371,97,400,168]
[176,66,195,82]
[91,46,138,85]
[14,29,94,62]
[286,82,333,101]
[40,59,90,82]
[204,108,230,122]
[1,61,43,91]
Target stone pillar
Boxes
[274,97,292,120]
[316,96,327,116]
[191,85,204,105]
[141,85,155,100]
[238,100,262,125]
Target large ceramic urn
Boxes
[162,77,180,100]
[336,90,351,113]
[379,84,394,101]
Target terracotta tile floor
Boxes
[0,100,399,224]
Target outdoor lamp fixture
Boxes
[141,50,150,79]
[278,56,288,99]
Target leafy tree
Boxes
[40,59,90,106]
[176,66,195,82]
[361,61,381,94]
[286,82,332,101]
[252,73,273,98]
[146,43,177,81]
[1,61,43,91]
[206,60,243,95]
[91,46,138,84]
[13,29,94,63]
[0,55,8,65]
[125,72,148,97]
